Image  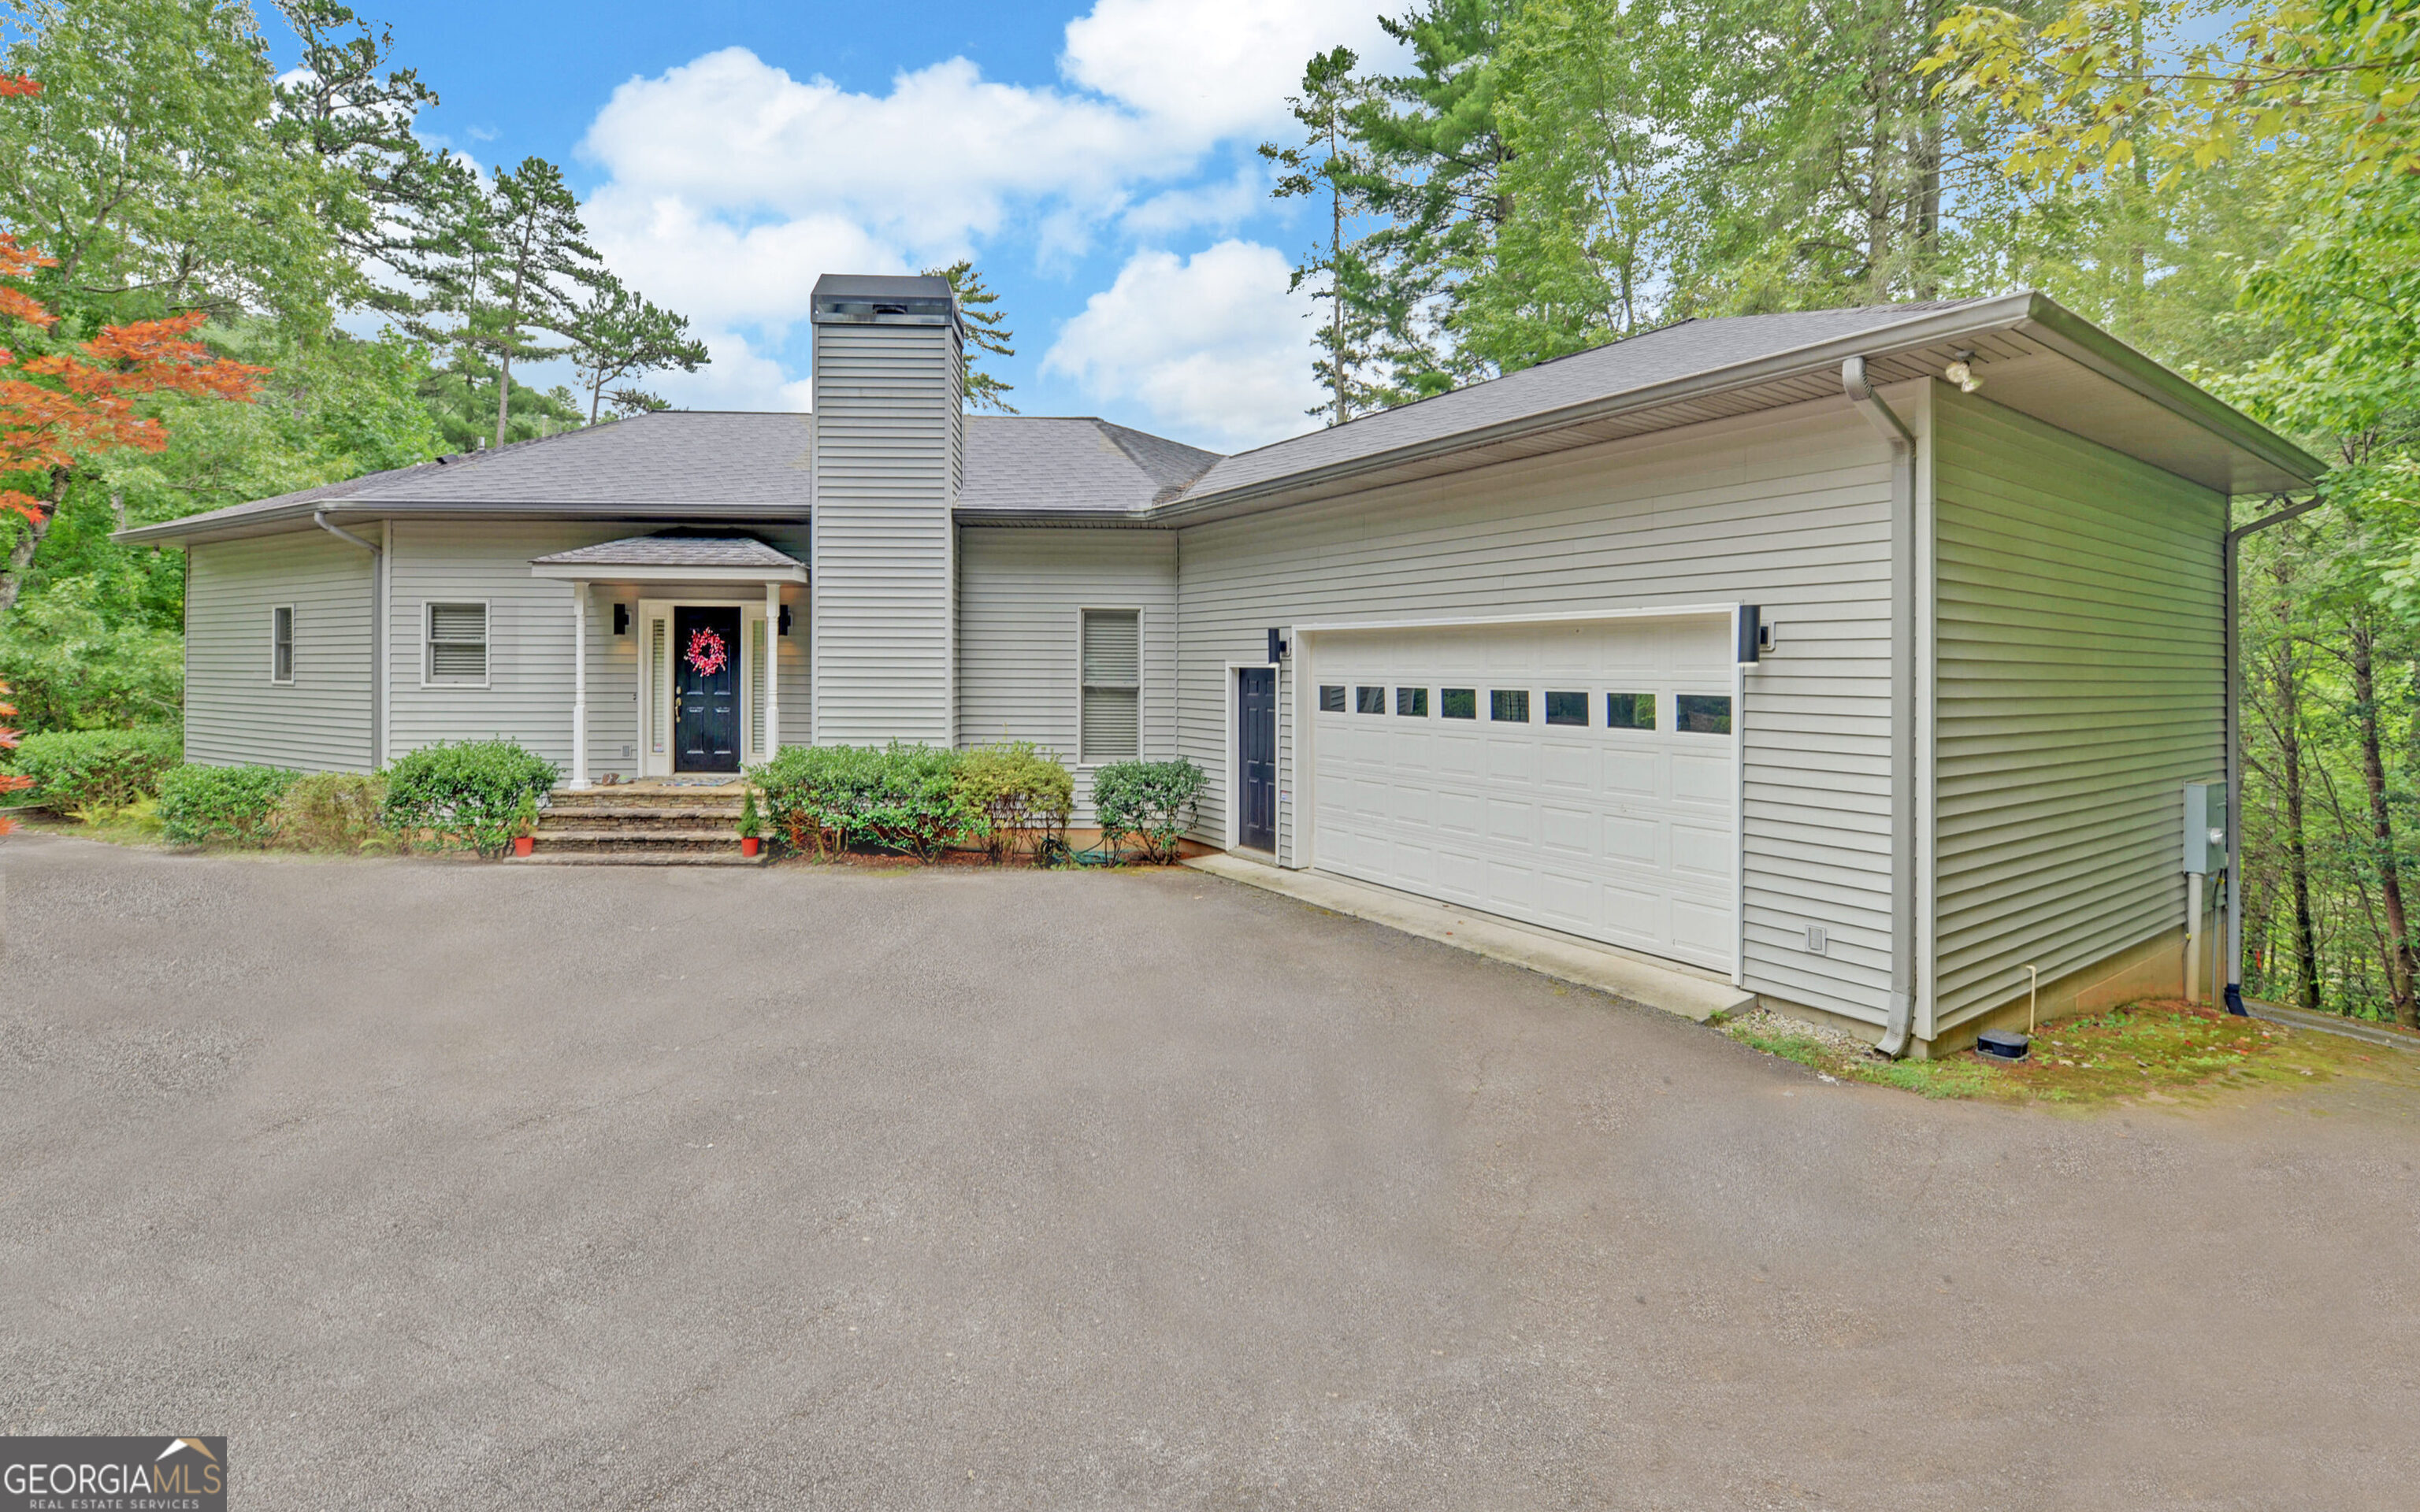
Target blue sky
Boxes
[265,0,1405,451]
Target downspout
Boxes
[2224,493,2322,1015]
[1842,358,1920,1058]
[314,511,383,772]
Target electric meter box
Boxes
[2182,782,2225,875]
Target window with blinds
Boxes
[1080,608,1141,763]
[425,602,488,684]
[271,606,294,684]
[748,616,767,759]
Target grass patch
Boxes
[1723,999,2407,1109]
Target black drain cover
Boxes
[1975,1029,2031,1061]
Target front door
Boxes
[1238,666,1277,852]
[673,606,741,773]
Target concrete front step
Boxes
[547,792,743,812]
[534,808,740,832]
[535,829,753,853]
[507,849,770,867]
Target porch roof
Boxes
[529,533,807,583]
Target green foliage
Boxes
[751,742,976,858]
[159,760,299,845]
[273,770,389,853]
[379,739,557,857]
[922,260,1016,413]
[0,571,184,729]
[1090,758,1205,864]
[954,740,1072,862]
[567,271,708,424]
[6,726,180,812]
[735,785,762,841]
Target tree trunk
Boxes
[493,348,514,450]
[2350,621,2420,1026]
[0,467,69,616]
[2271,576,2324,1010]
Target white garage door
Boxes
[1308,616,1737,971]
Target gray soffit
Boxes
[956,417,1221,520]
[118,410,815,545]
[1146,291,2320,522]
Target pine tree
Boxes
[1260,46,1386,424]
[566,272,708,423]
[477,158,599,447]
[922,260,1016,413]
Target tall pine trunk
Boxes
[2271,566,2324,1010]
[2350,621,2420,1026]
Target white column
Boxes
[570,580,590,788]
[763,581,781,762]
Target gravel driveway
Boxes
[4,832,2418,1509]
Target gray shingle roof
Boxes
[1176,301,1999,502]
[958,417,1220,515]
[531,534,803,569]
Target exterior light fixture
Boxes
[1944,350,1983,393]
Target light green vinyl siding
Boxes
[956,526,1176,819]
[812,321,959,746]
[1176,402,1899,1022]
[185,530,373,771]
[1931,385,2224,1029]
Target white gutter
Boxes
[1841,358,1921,1058]
[314,510,384,772]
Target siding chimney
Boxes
[808,272,964,747]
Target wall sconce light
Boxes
[612,602,629,636]
[778,605,792,636]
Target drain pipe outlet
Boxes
[1843,358,1920,1058]
[314,510,384,767]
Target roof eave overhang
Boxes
[1140,291,2322,526]
[116,500,814,547]
[530,561,807,584]
[952,508,1168,528]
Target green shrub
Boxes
[954,741,1072,862]
[380,740,559,857]
[6,728,183,814]
[274,772,391,854]
[752,742,975,858]
[1091,758,1206,864]
[736,786,763,841]
[160,762,301,846]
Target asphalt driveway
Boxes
[4,832,2418,1510]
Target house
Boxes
[121,273,2321,1057]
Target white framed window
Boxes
[424,602,489,687]
[1079,608,1141,764]
[269,605,295,684]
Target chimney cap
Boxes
[811,273,961,332]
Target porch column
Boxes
[763,580,781,762]
[570,580,590,788]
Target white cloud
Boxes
[1063,0,1396,141]
[1120,164,1271,239]
[642,328,815,414]
[1042,240,1321,451]
[579,48,1178,254]
[581,186,899,336]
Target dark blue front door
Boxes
[674,606,740,773]
[1238,666,1276,851]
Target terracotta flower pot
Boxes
[512,836,534,857]
[741,836,761,857]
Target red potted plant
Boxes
[511,791,538,857]
[737,787,763,857]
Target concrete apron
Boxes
[1186,853,1757,1024]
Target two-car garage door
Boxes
[1308,616,1737,972]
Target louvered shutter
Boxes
[1080,610,1141,763]
[427,603,487,683]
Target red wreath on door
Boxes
[685,626,729,677]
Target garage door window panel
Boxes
[1442,687,1477,719]
[1607,692,1657,731]
[1355,685,1386,714]
[1319,684,1346,713]
[1490,689,1530,723]
[1544,691,1588,726]
[1676,693,1731,735]
[1396,687,1427,717]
